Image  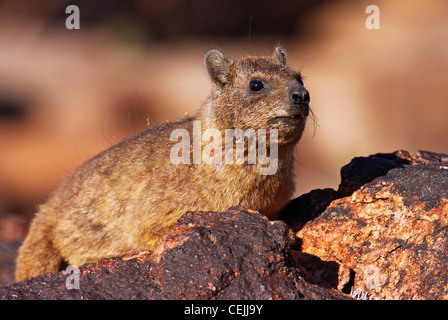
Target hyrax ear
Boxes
[205,50,230,86]
[273,47,287,65]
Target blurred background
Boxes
[0,0,448,285]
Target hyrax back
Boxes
[15,47,310,281]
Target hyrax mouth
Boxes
[272,115,302,122]
[270,104,310,123]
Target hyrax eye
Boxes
[249,79,265,92]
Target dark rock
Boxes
[0,206,348,300]
[278,150,411,232]
[278,188,338,232]
[288,251,340,290]
[337,150,411,197]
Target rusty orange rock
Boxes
[296,151,448,299]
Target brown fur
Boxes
[15,48,310,281]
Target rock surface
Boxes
[0,207,348,300]
[1,150,447,300]
[293,150,448,299]
[279,150,412,232]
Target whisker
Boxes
[307,106,319,138]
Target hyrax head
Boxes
[204,47,310,146]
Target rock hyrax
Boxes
[15,47,310,281]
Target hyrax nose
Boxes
[291,88,310,105]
